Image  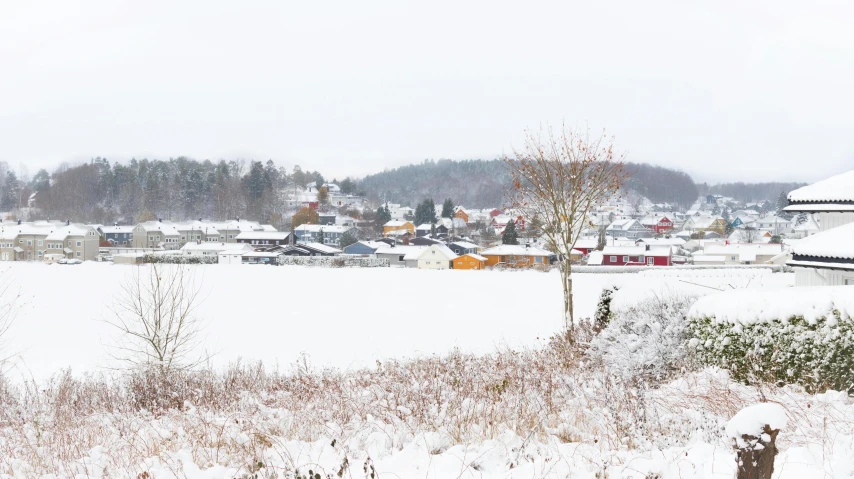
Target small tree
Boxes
[108,264,205,374]
[502,220,519,245]
[770,234,783,244]
[414,199,437,226]
[339,230,358,248]
[505,125,628,331]
[441,198,454,218]
[135,208,156,223]
[741,226,760,243]
[317,186,329,205]
[596,224,607,251]
[292,206,320,228]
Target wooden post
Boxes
[734,425,780,479]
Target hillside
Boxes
[358,159,699,208]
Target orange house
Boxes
[454,208,469,223]
[383,220,415,237]
[453,253,486,270]
[480,245,553,269]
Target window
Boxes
[76,252,81,257]
[76,241,82,247]
[647,257,654,265]
[845,279,854,285]
[609,256,616,262]
[38,251,43,257]
[622,255,629,263]
[535,256,543,264]
[38,240,43,246]
[27,240,32,246]
[398,255,404,261]
[731,255,737,261]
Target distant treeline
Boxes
[359,159,700,209]
[696,182,807,204]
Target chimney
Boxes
[66,219,70,226]
[645,244,650,251]
[158,218,162,223]
[18,220,21,225]
[199,217,202,222]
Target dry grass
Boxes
[0,327,846,478]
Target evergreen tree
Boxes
[317,186,329,205]
[502,220,519,245]
[776,191,789,212]
[414,199,437,225]
[441,198,454,218]
[339,230,358,248]
[376,205,392,224]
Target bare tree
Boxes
[740,226,760,243]
[505,125,629,332]
[108,264,206,373]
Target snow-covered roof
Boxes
[181,242,253,253]
[415,223,433,231]
[459,253,487,261]
[586,251,603,265]
[416,244,459,261]
[787,170,854,204]
[100,225,135,234]
[384,220,412,227]
[480,244,553,256]
[450,241,480,250]
[295,224,351,233]
[790,221,854,260]
[297,242,342,254]
[602,245,671,257]
[692,255,726,262]
[635,237,685,246]
[702,243,783,260]
[234,231,291,240]
[375,245,426,256]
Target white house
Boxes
[415,244,458,270]
[180,242,253,258]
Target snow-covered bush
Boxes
[686,286,854,393]
[593,284,619,330]
[588,292,697,383]
[142,254,218,264]
[687,310,854,392]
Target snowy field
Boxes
[4,263,793,380]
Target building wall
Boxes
[418,258,450,269]
[482,254,547,268]
[795,268,854,286]
[819,212,854,232]
[453,255,484,270]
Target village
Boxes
[1,170,850,287]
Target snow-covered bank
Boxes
[3,263,793,380]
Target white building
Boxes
[180,242,253,258]
[415,244,458,270]
[785,170,854,286]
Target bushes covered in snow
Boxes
[686,287,854,392]
[588,292,697,383]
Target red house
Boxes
[640,215,675,235]
[572,239,599,255]
[601,245,672,266]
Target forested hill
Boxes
[358,159,700,208]
[696,181,807,204]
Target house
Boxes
[448,241,481,255]
[454,207,469,224]
[601,245,672,266]
[98,225,134,246]
[343,240,386,255]
[383,220,415,237]
[754,215,792,235]
[415,244,458,270]
[683,215,726,236]
[374,245,426,267]
[790,215,821,239]
[605,219,653,239]
[695,243,783,265]
[318,213,336,225]
[480,244,553,269]
[131,221,182,249]
[235,231,293,246]
[784,170,854,286]
[415,223,433,237]
[411,236,443,246]
[297,242,342,256]
[293,224,353,246]
[180,242,253,258]
[452,253,487,270]
[572,238,600,255]
[0,221,99,261]
[639,215,675,234]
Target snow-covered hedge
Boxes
[686,286,854,392]
[572,264,789,274]
[277,256,390,268]
[142,254,218,264]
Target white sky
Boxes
[1,0,852,183]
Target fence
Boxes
[277,256,390,268]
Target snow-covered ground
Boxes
[4,263,793,380]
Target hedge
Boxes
[686,311,854,393]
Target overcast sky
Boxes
[1,0,852,183]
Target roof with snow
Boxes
[602,245,671,257]
[297,242,342,254]
[789,221,854,260]
[480,244,553,256]
[235,231,292,240]
[100,225,135,234]
[458,253,487,261]
[787,170,854,204]
[416,244,459,261]
[384,220,413,227]
[180,242,253,253]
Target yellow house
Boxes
[383,220,415,237]
[480,244,553,269]
[454,208,469,223]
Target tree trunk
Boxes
[734,426,780,479]
[561,264,574,331]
